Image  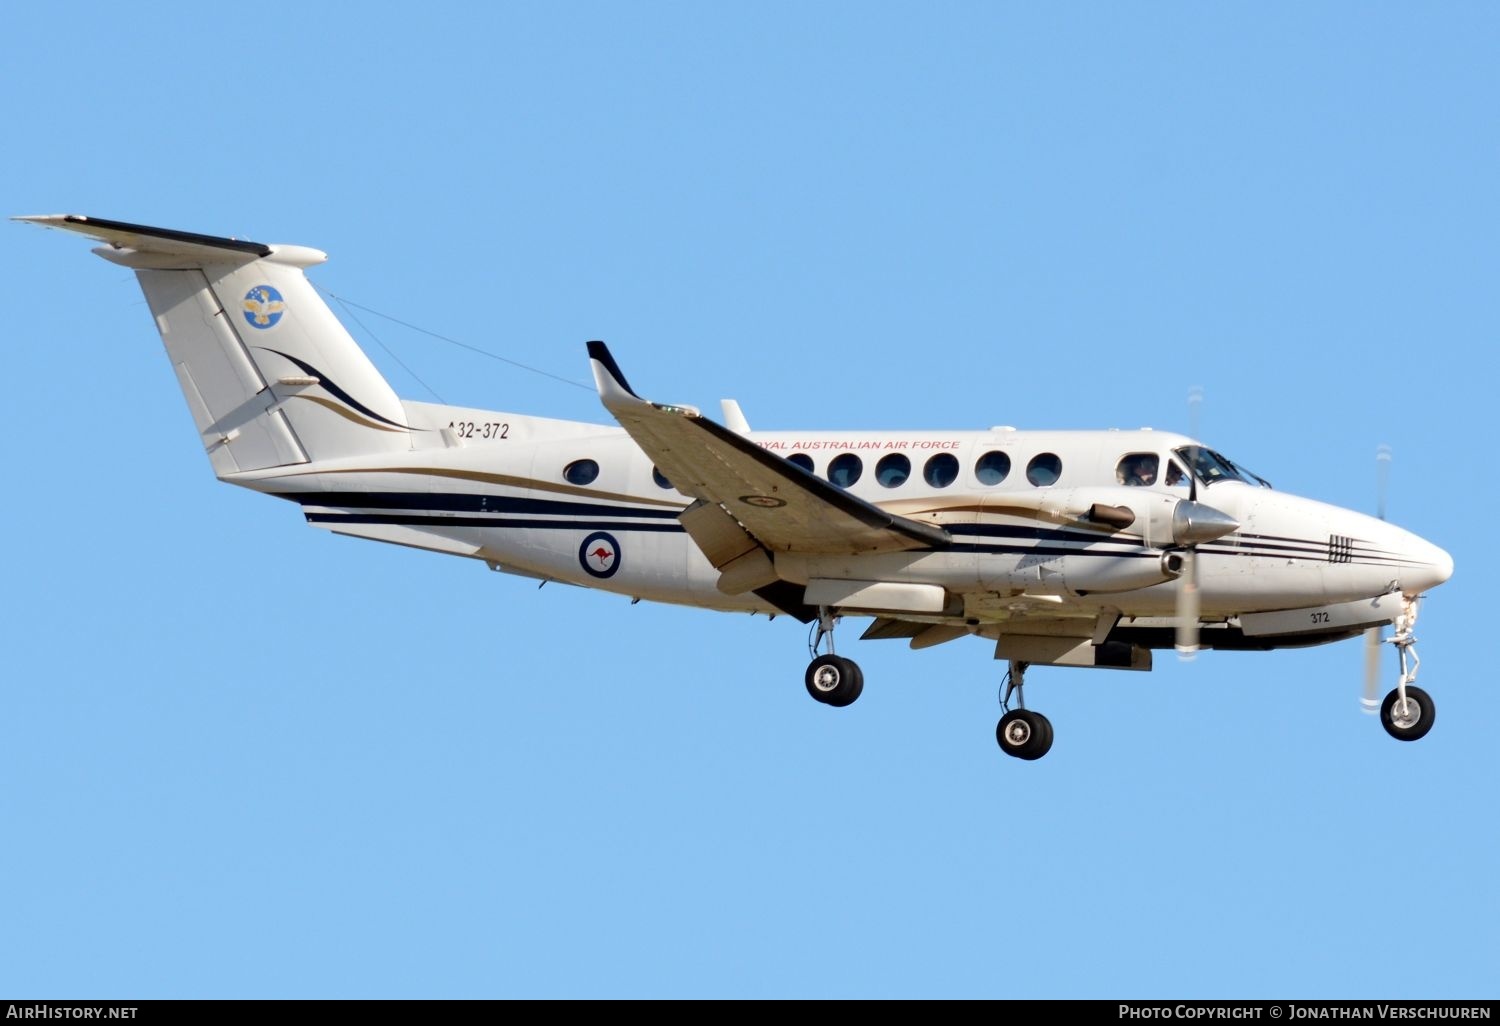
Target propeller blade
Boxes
[1187,386,1204,503]
[1362,626,1382,714]
[1175,548,1200,661]
[1376,443,1392,522]
[1175,390,1207,660]
[1360,445,1393,712]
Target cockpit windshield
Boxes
[1173,447,1273,489]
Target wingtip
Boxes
[586,340,641,400]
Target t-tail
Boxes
[17,214,410,476]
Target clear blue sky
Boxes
[3,1,1494,999]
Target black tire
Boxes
[1380,685,1435,742]
[825,660,864,708]
[996,709,1049,759]
[805,655,864,707]
[1022,712,1054,761]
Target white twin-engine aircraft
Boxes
[23,215,1455,761]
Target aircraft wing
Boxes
[588,342,950,556]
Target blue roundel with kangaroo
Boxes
[579,531,621,579]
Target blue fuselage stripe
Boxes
[290,492,1415,567]
[305,512,686,533]
[283,491,682,519]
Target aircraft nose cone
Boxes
[1400,534,1453,594]
[1423,541,1454,589]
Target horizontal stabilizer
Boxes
[16,214,272,261]
[15,214,329,269]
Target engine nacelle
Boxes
[998,487,1238,549]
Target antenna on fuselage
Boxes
[1362,444,1395,713]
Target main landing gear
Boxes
[996,660,1054,761]
[1379,598,1436,742]
[801,610,1055,761]
[804,607,864,707]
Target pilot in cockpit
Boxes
[1117,454,1159,487]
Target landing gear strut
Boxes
[1379,597,1435,742]
[996,660,1054,761]
[804,606,863,707]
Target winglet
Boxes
[588,341,951,555]
[587,340,642,404]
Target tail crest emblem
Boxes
[243,285,285,329]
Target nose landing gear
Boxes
[1378,597,1435,742]
[1380,684,1434,741]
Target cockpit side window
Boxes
[1116,453,1160,487]
[1165,460,1188,487]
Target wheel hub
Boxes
[1391,696,1422,730]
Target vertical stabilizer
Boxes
[18,215,411,475]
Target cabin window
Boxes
[787,453,814,473]
[1116,453,1160,487]
[828,453,863,488]
[876,453,911,488]
[564,459,600,486]
[924,452,959,488]
[1026,453,1062,486]
[652,466,673,490]
[975,450,1011,486]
